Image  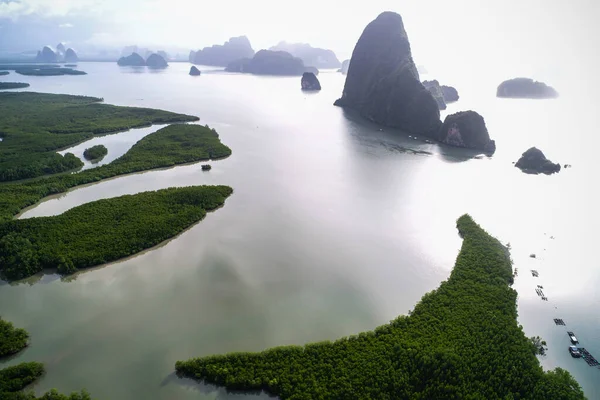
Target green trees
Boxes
[0,92,198,182]
[82,145,108,161]
[0,185,233,281]
[0,124,232,221]
[0,319,29,357]
[175,215,585,399]
[0,322,92,399]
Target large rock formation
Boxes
[117,52,146,66]
[338,59,350,74]
[497,78,558,99]
[515,147,561,174]
[439,111,496,153]
[189,66,201,76]
[192,36,255,66]
[146,53,168,68]
[64,48,78,63]
[334,12,441,137]
[301,72,321,91]
[35,46,58,63]
[56,43,66,55]
[422,80,447,110]
[269,41,340,68]
[226,50,307,76]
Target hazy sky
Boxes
[1,0,599,79]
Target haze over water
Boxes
[0,61,598,399]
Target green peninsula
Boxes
[0,123,231,221]
[0,92,198,182]
[176,215,584,399]
[0,185,232,281]
[0,318,29,357]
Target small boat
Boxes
[201,164,212,171]
[567,331,579,344]
[569,345,582,358]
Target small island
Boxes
[301,72,321,91]
[117,52,146,66]
[201,164,212,171]
[189,66,201,76]
[0,82,30,90]
[146,53,168,68]
[15,68,86,76]
[515,147,561,175]
[83,144,108,161]
[226,50,313,76]
[439,111,496,154]
[497,78,558,99]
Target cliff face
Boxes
[334,12,441,137]
[269,42,341,69]
[193,36,255,66]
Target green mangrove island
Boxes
[0,185,233,281]
[0,122,232,221]
[0,83,29,90]
[0,92,199,182]
[0,71,9,76]
[176,215,585,399]
[82,145,108,161]
[1,318,92,399]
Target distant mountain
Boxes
[192,36,255,67]
[226,50,314,76]
[64,48,79,63]
[35,46,58,63]
[117,52,146,66]
[269,41,340,69]
[146,53,168,68]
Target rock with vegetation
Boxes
[65,48,79,63]
[227,50,307,76]
[338,59,350,74]
[0,185,233,280]
[515,147,561,175]
[83,144,108,161]
[175,215,585,399]
[334,12,441,138]
[497,78,558,99]
[192,36,255,66]
[422,80,447,110]
[35,46,58,63]
[0,82,30,90]
[269,41,340,68]
[439,111,496,153]
[189,66,201,76]
[0,92,198,183]
[201,164,212,171]
[117,52,146,66]
[146,53,168,68]
[301,72,321,91]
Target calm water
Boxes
[0,63,598,399]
